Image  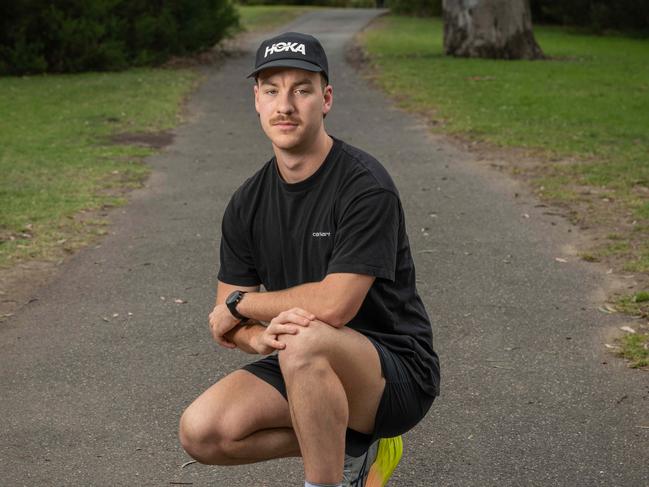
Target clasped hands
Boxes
[209,304,316,354]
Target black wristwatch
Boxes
[226,290,249,322]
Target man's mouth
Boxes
[272,120,299,128]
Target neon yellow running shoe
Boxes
[343,435,403,486]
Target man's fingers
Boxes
[218,336,237,349]
[260,323,300,351]
[277,308,315,320]
[267,323,298,336]
[289,307,316,320]
[268,338,286,350]
[273,310,312,326]
[213,330,235,348]
[210,325,236,349]
[214,335,237,349]
[260,333,286,350]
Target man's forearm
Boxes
[231,273,373,328]
[237,281,337,326]
[224,321,265,354]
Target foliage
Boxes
[531,0,649,35]
[237,0,371,6]
[387,0,649,34]
[0,0,239,75]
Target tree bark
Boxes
[443,0,544,60]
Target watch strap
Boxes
[226,290,249,321]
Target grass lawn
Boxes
[0,68,199,267]
[360,15,649,365]
[361,17,649,215]
[361,17,649,201]
[0,5,314,270]
[237,5,317,33]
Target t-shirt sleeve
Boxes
[327,190,399,281]
[217,196,261,286]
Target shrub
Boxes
[530,0,649,35]
[381,0,649,32]
[0,0,240,75]
[236,0,360,5]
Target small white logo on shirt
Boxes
[312,232,331,237]
[264,42,306,58]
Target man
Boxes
[179,32,440,487]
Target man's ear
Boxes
[253,83,260,115]
[322,85,333,117]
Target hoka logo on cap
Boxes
[264,41,306,58]
[248,32,329,82]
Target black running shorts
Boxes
[241,337,435,456]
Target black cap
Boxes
[247,32,329,82]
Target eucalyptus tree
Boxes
[443,0,544,59]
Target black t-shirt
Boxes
[218,136,440,397]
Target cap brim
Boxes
[247,59,324,79]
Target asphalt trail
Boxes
[1,9,648,487]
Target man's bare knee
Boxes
[179,404,236,465]
[278,321,335,377]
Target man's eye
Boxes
[265,90,277,95]
[295,89,310,95]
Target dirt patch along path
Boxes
[0,130,176,323]
[1,8,648,487]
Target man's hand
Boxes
[251,308,315,355]
[209,303,241,349]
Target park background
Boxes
[2,0,647,365]
[2,2,649,485]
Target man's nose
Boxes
[276,92,295,114]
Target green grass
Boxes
[616,332,649,368]
[623,252,649,272]
[0,68,199,267]
[237,5,317,33]
[615,291,649,316]
[0,6,315,269]
[361,16,649,214]
[361,16,649,333]
[612,292,648,368]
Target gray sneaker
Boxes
[342,436,403,487]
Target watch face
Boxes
[226,291,240,306]
[226,291,247,321]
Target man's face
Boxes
[254,68,333,152]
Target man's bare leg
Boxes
[284,355,348,482]
[179,370,301,464]
[278,320,385,485]
[180,321,385,483]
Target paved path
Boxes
[2,9,648,487]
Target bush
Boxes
[236,0,369,5]
[382,0,649,32]
[0,0,240,75]
[530,0,649,35]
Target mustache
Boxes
[270,117,300,125]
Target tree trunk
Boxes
[443,0,544,60]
